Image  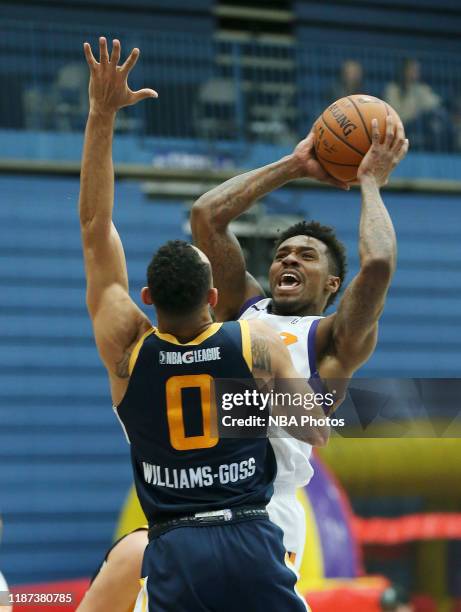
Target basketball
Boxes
[313,95,401,182]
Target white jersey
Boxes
[0,571,12,612]
[240,297,322,562]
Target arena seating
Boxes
[0,175,185,583]
[1,2,460,150]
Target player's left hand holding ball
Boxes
[357,115,409,187]
[83,37,158,115]
[292,132,351,191]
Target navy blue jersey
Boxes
[116,321,276,523]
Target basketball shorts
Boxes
[267,487,306,570]
[134,516,310,612]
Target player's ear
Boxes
[325,275,340,297]
[208,288,218,309]
[141,286,153,306]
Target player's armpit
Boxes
[91,284,151,381]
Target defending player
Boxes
[191,113,408,564]
[77,37,327,612]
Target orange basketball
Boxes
[313,94,401,182]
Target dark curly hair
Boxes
[274,220,347,309]
[147,240,211,315]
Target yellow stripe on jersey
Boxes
[129,328,155,376]
[153,322,223,346]
[238,320,252,372]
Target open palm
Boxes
[83,37,157,114]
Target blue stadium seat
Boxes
[0,175,185,583]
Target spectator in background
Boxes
[384,59,452,151]
[384,59,440,124]
[329,59,364,100]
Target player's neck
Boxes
[156,308,214,344]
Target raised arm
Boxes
[191,134,349,321]
[320,116,408,378]
[79,37,157,401]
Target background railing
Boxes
[2,19,461,152]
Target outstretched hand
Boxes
[83,37,158,115]
[292,132,350,190]
[357,116,409,187]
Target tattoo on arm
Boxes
[200,158,301,227]
[251,335,272,373]
[115,350,132,379]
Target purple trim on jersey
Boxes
[237,295,265,319]
[309,374,331,416]
[307,318,331,414]
[309,373,324,393]
[307,317,321,377]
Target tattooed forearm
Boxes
[359,178,396,268]
[115,350,132,379]
[193,156,303,228]
[251,335,272,373]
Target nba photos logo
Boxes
[159,351,167,365]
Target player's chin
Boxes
[272,293,305,314]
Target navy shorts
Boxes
[134,517,310,612]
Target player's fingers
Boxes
[132,88,159,102]
[391,121,406,153]
[371,118,380,146]
[110,39,121,66]
[121,48,140,75]
[304,131,315,148]
[99,36,109,64]
[384,114,395,148]
[325,175,350,191]
[396,138,409,162]
[83,42,97,69]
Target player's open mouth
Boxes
[277,272,302,292]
